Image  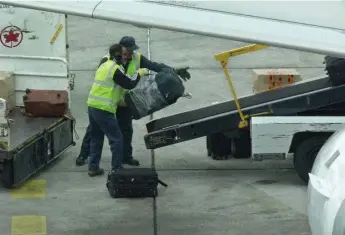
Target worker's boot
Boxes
[76,154,88,166]
[123,157,140,166]
[88,168,104,177]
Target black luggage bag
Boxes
[106,168,168,198]
[324,56,345,86]
[124,68,185,120]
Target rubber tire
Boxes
[232,130,251,159]
[206,133,231,160]
[293,135,329,184]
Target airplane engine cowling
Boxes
[308,126,345,235]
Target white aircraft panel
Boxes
[150,1,345,31]
[0,1,98,17]
[1,0,345,58]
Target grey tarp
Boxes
[124,68,185,120]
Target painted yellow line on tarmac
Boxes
[10,180,46,199]
[11,215,47,235]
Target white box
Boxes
[0,72,15,112]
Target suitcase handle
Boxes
[25,89,62,98]
[158,179,168,187]
[23,90,62,100]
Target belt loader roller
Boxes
[144,44,345,183]
[144,45,345,161]
[144,75,345,148]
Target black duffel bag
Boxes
[124,68,185,120]
[106,168,168,198]
[324,56,345,86]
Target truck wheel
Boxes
[293,135,329,184]
[232,129,251,159]
[206,133,231,160]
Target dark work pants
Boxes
[79,124,91,158]
[116,106,133,161]
[80,106,133,161]
[88,107,123,171]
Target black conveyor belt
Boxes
[144,76,345,149]
[146,76,330,132]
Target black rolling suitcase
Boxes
[106,168,168,198]
[124,68,185,120]
[324,56,345,86]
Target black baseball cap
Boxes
[119,36,139,52]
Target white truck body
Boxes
[0,5,75,188]
[251,116,345,160]
[0,5,70,107]
[0,7,75,188]
[0,6,70,149]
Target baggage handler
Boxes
[86,43,149,176]
[76,36,191,167]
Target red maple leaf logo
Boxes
[3,30,19,43]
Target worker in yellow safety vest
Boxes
[86,43,149,176]
[76,36,191,168]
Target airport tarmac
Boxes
[1,15,327,235]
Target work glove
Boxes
[118,97,127,107]
[174,66,191,81]
[138,68,149,77]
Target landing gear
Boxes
[206,130,251,160]
[206,133,231,160]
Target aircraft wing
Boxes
[1,0,345,58]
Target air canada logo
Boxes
[0,25,23,48]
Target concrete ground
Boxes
[1,15,327,234]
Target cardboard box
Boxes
[0,72,16,112]
[252,69,301,93]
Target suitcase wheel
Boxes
[106,182,119,198]
[109,189,118,198]
[109,189,117,198]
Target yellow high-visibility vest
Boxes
[118,52,141,106]
[87,60,123,113]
